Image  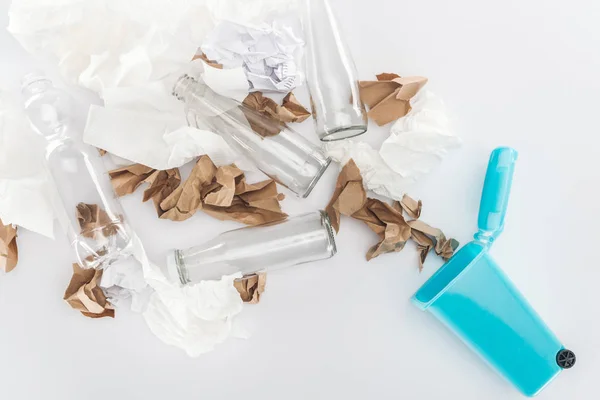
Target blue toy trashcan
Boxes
[412,147,574,396]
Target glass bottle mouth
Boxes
[319,210,338,257]
[21,72,52,96]
[172,74,207,102]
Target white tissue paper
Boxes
[325,91,461,200]
[325,141,411,200]
[201,15,305,93]
[380,91,462,178]
[125,235,245,357]
[0,90,58,238]
[8,0,214,93]
[205,0,299,25]
[98,234,245,356]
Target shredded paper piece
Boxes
[326,161,459,269]
[233,272,267,304]
[64,263,115,319]
[359,73,428,126]
[0,218,18,273]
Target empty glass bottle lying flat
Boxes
[166,211,336,285]
[173,74,331,198]
[22,73,133,269]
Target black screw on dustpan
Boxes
[556,349,576,369]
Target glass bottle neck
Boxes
[172,74,238,117]
[21,76,53,97]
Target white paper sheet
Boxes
[199,62,249,103]
[84,77,255,170]
[84,105,242,170]
[0,90,58,238]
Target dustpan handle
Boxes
[475,147,518,245]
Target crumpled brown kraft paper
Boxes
[0,218,18,273]
[325,159,367,233]
[397,194,422,219]
[63,263,114,319]
[142,169,182,217]
[408,220,459,261]
[108,164,155,197]
[242,92,311,137]
[76,203,120,239]
[233,272,267,304]
[352,198,412,260]
[108,164,182,214]
[326,160,458,268]
[160,156,217,221]
[359,73,428,126]
[160,155,287,225]
[204,165,244,207]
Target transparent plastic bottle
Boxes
[166,211,337,284]
[173,74,331,198]
[22,74,133,269]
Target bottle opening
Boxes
[21,72,52,96]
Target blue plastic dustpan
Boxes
[412,147,574,397]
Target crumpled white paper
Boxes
[0,90,58,238]
[8,0,214,94]
[325,91,461,200]
[201,16,304,92]
[100,256,154,312]
[381,91,462,178]
[118,235,245,357]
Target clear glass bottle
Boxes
[172,74,331,198]
[166,211,337,284]
[22,73,133,269]
[302,0,368,141]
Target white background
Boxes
[1,0,599,399]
